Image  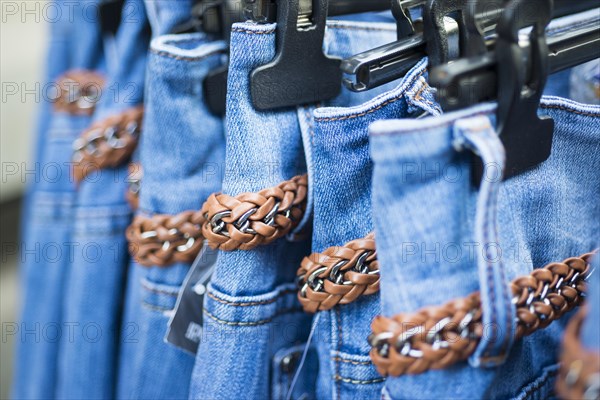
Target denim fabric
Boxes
[188,19,420,400]
[369,97,600,399]
[144,0,195,36]
[54,1,150,398]
[12,1,104,398]
[304,58,440,400]
[116,33,226,399]
[570,60,600,105]
[581,254,600,352]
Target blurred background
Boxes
[1,5,48,398]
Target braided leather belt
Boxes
[72,107,143,182]
[201,175,308,251]
[53,70,104,115]
[368,251,597,377]
[126,175,308,266]
[296,232,379,313]
[556,306,600,400]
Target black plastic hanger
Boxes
[203,0,395,114]
[341,0,425,92]
[491,0,554,180]
[250,0,341,110]
[99,0,125,36]
[343,0,599,93]
[429,8,600,111]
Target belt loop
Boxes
[452,115,516,367]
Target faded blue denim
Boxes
[116,33,226,399]
[305,58,441,400]
[369,97,600,399]
[188,19,429,400]
[12,1,104,398]
[55,0,150,398]
[581,254,600,353]
[144,0,195,36]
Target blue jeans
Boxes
[369,96,600,399]
[116,33,226,399]
[12,1,104,398]
[144,0,195,36]
[306,58,441,400]
[188,19,429,400]
[55,0,149,398]
[582,254,600,353]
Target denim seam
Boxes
[149,48,225,62]
[409,78,442,114]
[516,363,559,400]
[203,307,303,326]
[206,289,296,306]
[333,375,385,385]
[314,69,426,122]
[539,104,600,117]
[484,126,513,360]
[460,122,513,362]
[141,302,172,312]
[231,27,276,35]
[141,280,180,297]
[331,357,372,365]
[372,110,492,136]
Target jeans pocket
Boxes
[140,276,180,314]
[117,269,195,400]
[191,284,312,400]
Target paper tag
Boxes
[165,244,218,355]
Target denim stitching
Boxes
[150,48,225,62]
[206,289,296,307]
[140,280,180,297]
[314,69,427,122]
[333,375,385,385]
[203,307,303,326]
[539,104,600,117]
[516,364,559,400]
[331,357,372,365]
[461,123,513,360]
[230,27,276,35]
[141,302,173,312]
[488,126,513,359]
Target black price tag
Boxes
[164,245,218,355]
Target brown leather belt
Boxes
[368,251,597,377]
[297,232,379,313]
[52,70,105,115]
[72,106,143,182]
[556,306,600,400]
[126,163,142,211]
[126,174,308,266]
